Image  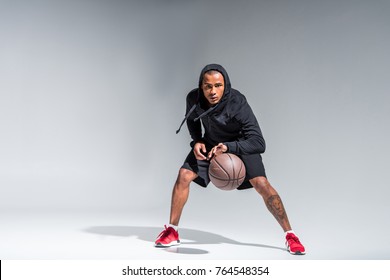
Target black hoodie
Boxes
[177,64,266,155]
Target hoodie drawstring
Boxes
[194,103,219,122]
[176,103,220,134]
[176,104,197,134]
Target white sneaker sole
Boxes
[155,240,181,248]
[287,246,306,255]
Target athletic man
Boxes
[155,64,306,255]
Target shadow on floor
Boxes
[84,226,285,254]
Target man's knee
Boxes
[250,176,271,194]
[176,168,197,185]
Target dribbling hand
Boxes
[207,143,227,160]
[193,142,207,160]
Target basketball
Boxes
[208,153,246,191]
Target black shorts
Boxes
[181,148,267,190]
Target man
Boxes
[155,64,306,255]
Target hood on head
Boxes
[175,64,232,134]
[198,63,231,95]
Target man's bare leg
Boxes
[250,176,292,231]
[169,168,198,226]
[250,176,306,254]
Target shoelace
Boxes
[156,225,171,239]
[287,234,301,244]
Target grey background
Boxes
[1,0,389,259]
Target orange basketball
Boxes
[208,153,246,191]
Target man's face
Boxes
[202,71,225,106]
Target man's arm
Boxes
[224,102,266,155]
[185,91,203,147]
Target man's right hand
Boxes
[193,142,207,160]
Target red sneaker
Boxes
[286,233,306,255]
[155,225,180,247]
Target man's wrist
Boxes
[222,143,228,152]
[224,142,236,153]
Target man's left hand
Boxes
[207,143,227,160]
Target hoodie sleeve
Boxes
[224,101,266,155]
[185,91,203,146]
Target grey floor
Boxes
[1,205,389,260]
